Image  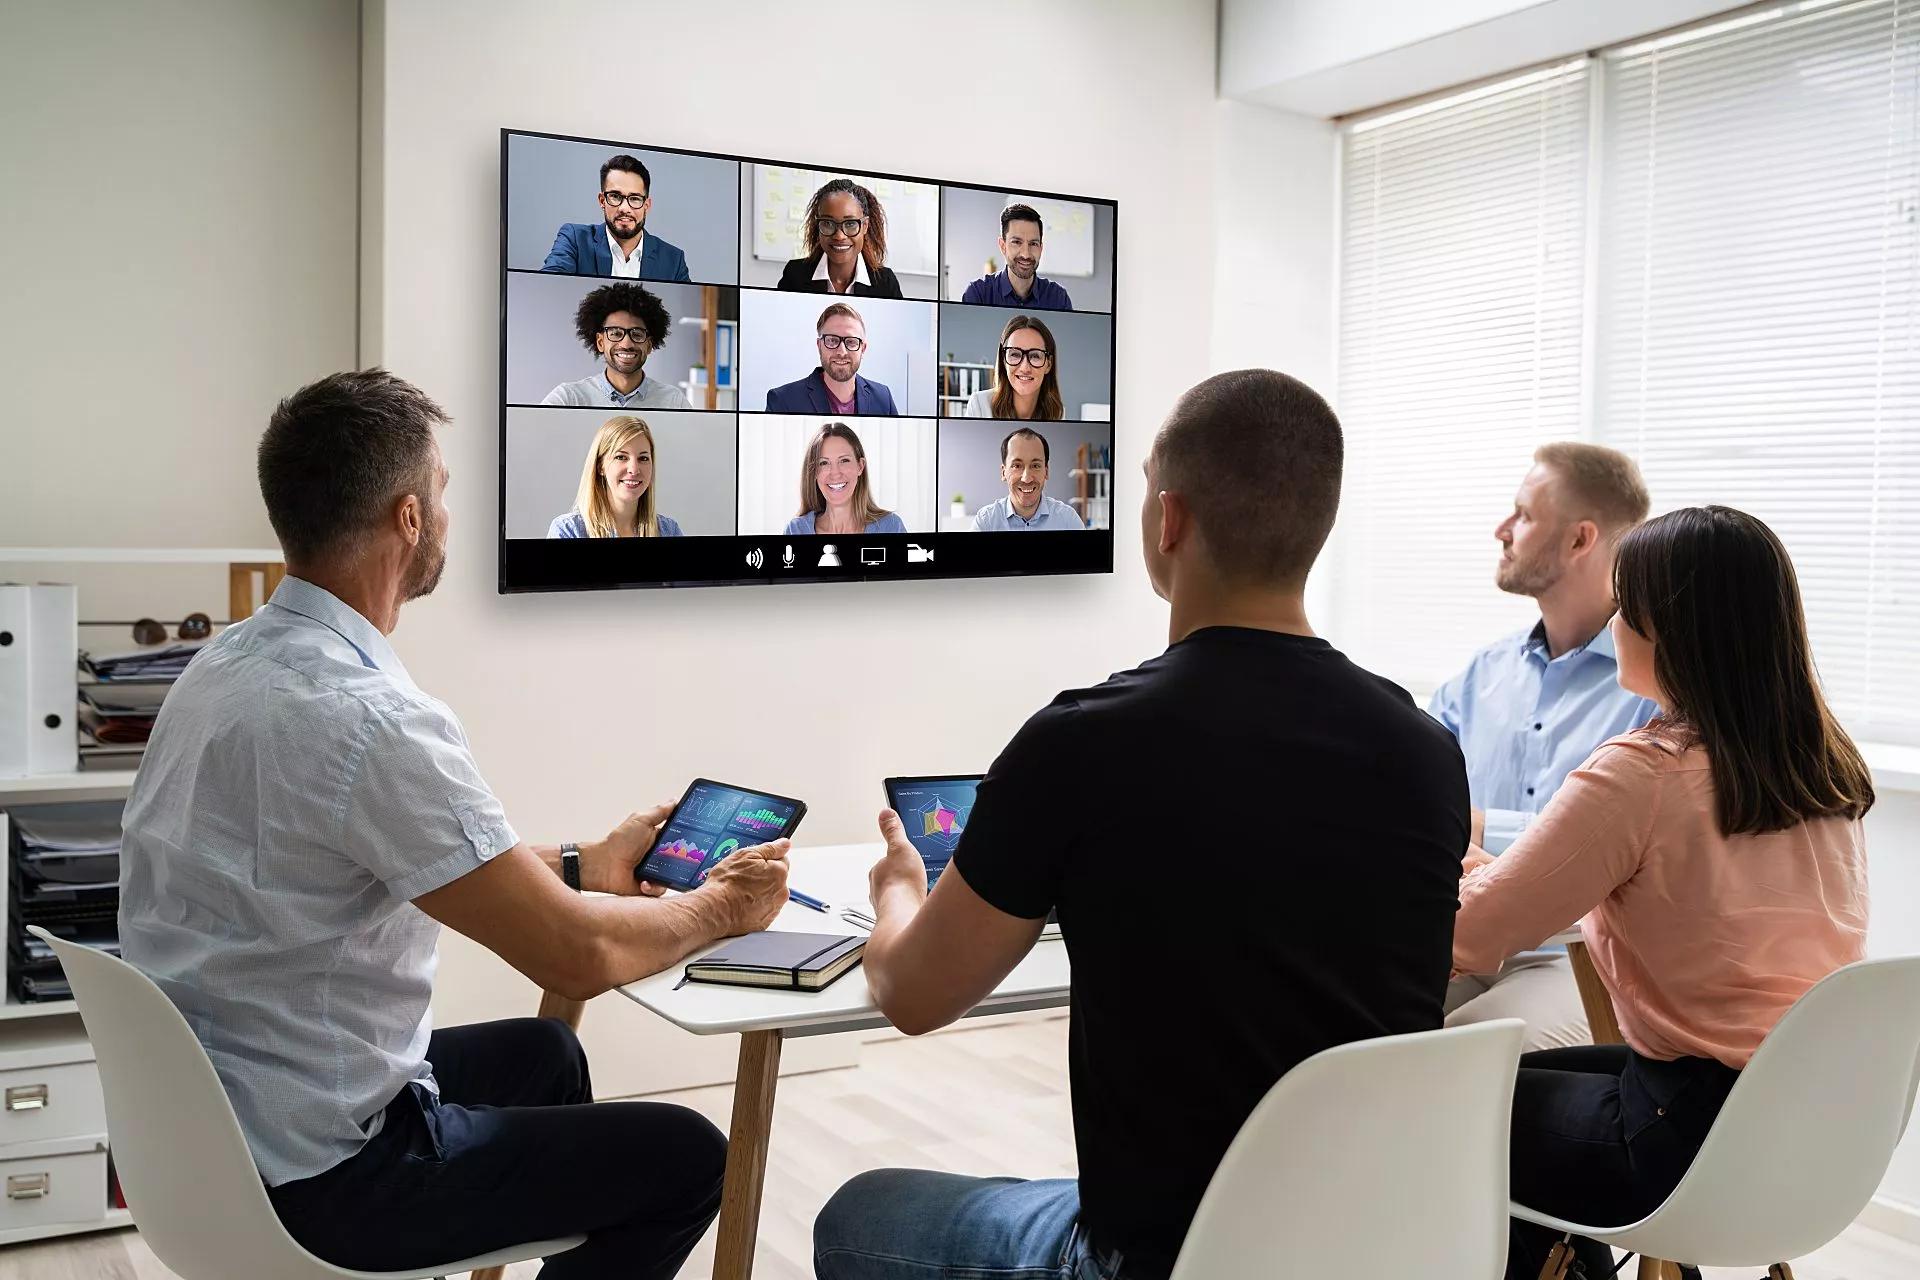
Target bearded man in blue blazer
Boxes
[542,154,693,282]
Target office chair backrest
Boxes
[1168,1018,1524,1280]
[1599,954,1920,1267]
[34,927,338,1278]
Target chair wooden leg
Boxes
[469,1267,506,1280]
[1766,1266,1794,1280]
[1538,1239,1575,1279]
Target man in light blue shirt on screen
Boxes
[1429,442,1657,1050]
[970,428,1086,530]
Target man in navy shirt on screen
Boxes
[764,302,900,415]
[813,370,1465,1280]
[959,203,1074,311]
[542,154,693,282]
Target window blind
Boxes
[1334,60,1591,688]
[1333,0,1920,743]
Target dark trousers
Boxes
[269,1018,726,1279]
[1506,1045,1739,1279]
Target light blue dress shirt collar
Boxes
[265,576,415,688]
[1428,616,1659,853]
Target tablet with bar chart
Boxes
[636,777,808,891]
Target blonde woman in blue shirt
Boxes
[784,421,908,535]
[548,416,685,538]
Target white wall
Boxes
[366,0,1221,1094]
[0,0,358,549]
[1220,0,1745,117]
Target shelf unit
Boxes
[938,360,995,415]
[0,548,282,1245]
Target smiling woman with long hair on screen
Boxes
[784,421,907,535]
[962,314,1064,421]
[547,415,684,537]
[776,178,905,298]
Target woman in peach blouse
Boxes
[1454,506,1873,1280]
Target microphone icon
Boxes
[782,544,795,568]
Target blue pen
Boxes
[788,888,830,913]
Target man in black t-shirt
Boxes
[812,370,1468,1280]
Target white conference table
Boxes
[617,843,1071,1280]
[514,849,1614,1280]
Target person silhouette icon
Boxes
[817,544,841,567]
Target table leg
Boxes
[1570,943,1689,1280]
[713,1029,784,1280]
[537,990,586,1032]
[1568,939,1624,1045]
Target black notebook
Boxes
[684,931,866,992]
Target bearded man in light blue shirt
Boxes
[1429,442,1656,1050]
[119,369,787,1278]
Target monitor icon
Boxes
[860,547,886,566]
[907,543,934,564]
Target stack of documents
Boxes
[78,642,202,682]
[77,684,167,745]
[7,802,122,1002]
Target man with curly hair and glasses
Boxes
[542,281,693,409]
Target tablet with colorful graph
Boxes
[883,774,982,887]
[636,778,808,891]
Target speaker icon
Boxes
[744,547,765,570]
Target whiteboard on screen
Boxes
[752,166,939,278]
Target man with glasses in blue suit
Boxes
[542,154,693,282]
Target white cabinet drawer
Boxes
[0,1138,106,1232]
[0,1060,105,1148]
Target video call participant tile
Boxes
[506,134,740,285]
[940,188,1114,314]
[504,408,739,539]
[736,415,937,537]
[741,165,941,301]
[936,303,1113,423]
[738,290,939,418]
[505,275,738,410]
[936,420,1114,533]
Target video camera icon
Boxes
[907,543,934,564]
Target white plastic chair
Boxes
[1512,955,1920,1277]
[1168,1018,1525,1280]
[31,926,585,1279]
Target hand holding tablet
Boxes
[635,777,807,892]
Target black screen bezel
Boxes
[499,126,1119,593]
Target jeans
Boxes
[815,1170,1128,1280]
[1506,1045,1739,1279]
[268,1018,726,1279]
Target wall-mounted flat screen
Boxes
[500,128,1117,592]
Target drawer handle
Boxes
[6,1174,48,1200]
[4,1085,47,1112]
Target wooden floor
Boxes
[0,1014,1914,1279]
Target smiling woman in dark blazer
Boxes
[777,178,905,298]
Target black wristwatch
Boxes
[560,842,583,892]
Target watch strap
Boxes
[560,842,583,892]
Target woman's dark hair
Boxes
[1614,505,1873,836]
[573,282,671,355]
[990,314,1064,421]
[802,179,889,275]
